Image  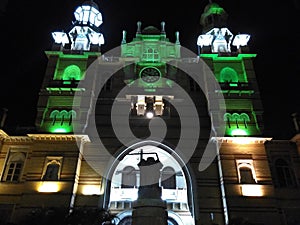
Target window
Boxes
[224,112,250,129]
[274,158,296,188]
[42,157,63,181]
[121,166,136,188]
[50,110,76,125]
[161,166,176,189]
[142,47,160,62]
[2,152,26,182]
[220,67,238,82]
[236,159,257,184]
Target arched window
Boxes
[43,161,60,180]
[68,110,77,125]
[239,167,255,184]
[275,158,296,188]
[220,67,238,83]
[223,113,231,128]
[60,110,69,125]
[121,166,136,188]
[2,152,26,182]
[50,110,60,125]
[236,160,256,184]
[161,166,176,189]
[62,65,81,81]
[42,157,63,181]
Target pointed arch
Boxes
[240,113,250,128]
[50,110,60,125]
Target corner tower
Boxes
[197,2,264,137]
[35,0,105,133]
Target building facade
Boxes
[1,1,300,225]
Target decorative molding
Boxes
[216,137,272,144]
[0,132,90,143]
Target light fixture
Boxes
[232,34,251,49]
[154,96,164,116]
[146,111,154,119]
[136,95,146,116]
[197,34,213,47]
[37,181,60,193]
[74,2,103,27]
[51,32,69,45]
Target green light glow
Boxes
[230,129,248,136]
[207,3,225,15]
[52,128,70,133]
[63,65,81,80]
[45,51,101,59]
[200,53,256,60]
[47,124,73,133]
[220,67,238,82]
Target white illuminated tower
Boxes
[52,0,104,52]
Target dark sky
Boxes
[0,0,299,139]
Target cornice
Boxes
[0,131,90,144]
[215,137,272,144]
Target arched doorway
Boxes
[102,140,196,225]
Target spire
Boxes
[161,21,166,34]
[137,21,142,34]
[121,30,127,44]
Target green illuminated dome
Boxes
[142,26,161,35]
[200,2,228,33]
[203,3,226,15]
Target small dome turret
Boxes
[200,2,228,33]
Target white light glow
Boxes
[154,96,164,116]
[37,182,60,193]
[146,111,154,119]
[232,34,251,48]
[241,184,264,197]
[204,27,234,53]
[136,95,146,116]
[197,34,213,47]
[88,33,105,45]
[74,5,103,27]
[82,185,101,195]
[52,32,69,44]
[110,187,138,201]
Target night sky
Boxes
[0,0,299,139]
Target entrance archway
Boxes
[101,140,196,225]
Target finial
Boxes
[121,30,127,44]
[175,31,180,44]
[161,21,166,33]
[137,21,142,34]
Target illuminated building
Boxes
[0,1,300,225]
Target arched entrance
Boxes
[101,140,196,225]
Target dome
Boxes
[142,26,161,35]
[200,2,228,32]
[82,0,99,10]
[203,3,225,15]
